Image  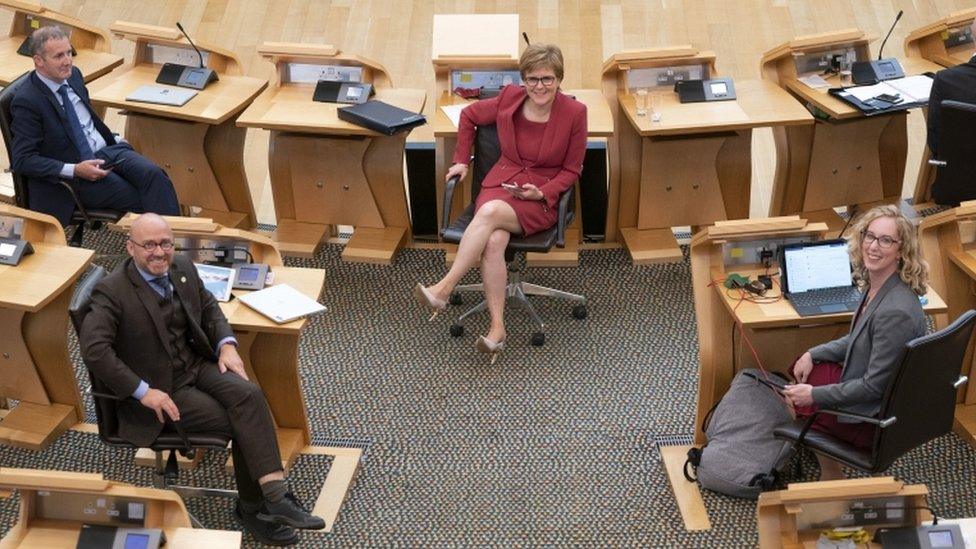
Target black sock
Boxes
[239,498,262,514]
[261,479,288,503]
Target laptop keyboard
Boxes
[789,286,861,308]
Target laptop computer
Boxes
[126,85,198,107]
[779,239,863,317]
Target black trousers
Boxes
[167,363,283,506]
[71,142,180,216]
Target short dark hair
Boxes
[30,25,68,57]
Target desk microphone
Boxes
[176,22,206,69]
[878,10,903,60]
[522,32,531,46]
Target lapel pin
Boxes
[180,276,187,283]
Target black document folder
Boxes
[337,100,426,136]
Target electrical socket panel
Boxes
[792,47,856,75]
[722,237,812,267]
[146,43,210,68]
[0,216,25,239]
[450,70,521,90]
[627,64,708,90]
[287,63,363,84]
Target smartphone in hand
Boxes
[99,158,126,170]
[501,182,521,190]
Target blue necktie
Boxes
[150,276,172,300]
[57,84,94,160]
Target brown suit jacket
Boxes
[80,254,235,446]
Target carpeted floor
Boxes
[3,228,976,547]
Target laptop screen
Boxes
[783,241,853,293]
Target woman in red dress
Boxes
[413,43,588,361]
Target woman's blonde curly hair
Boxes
[848,204,928,296]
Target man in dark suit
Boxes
[926,21,976,156]
[10,25,179,227]
[80,214,323,546]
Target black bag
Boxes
[684,369,795,499]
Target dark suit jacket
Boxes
[808,274,926,422]
[9,67,117,225]
[80,255,235,446]
[926,57,976,156]
[453,84,587,210]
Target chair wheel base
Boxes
[572,305,588,320]
[450,324,464,337]
[449,293,463,306]
[531,332,545,346]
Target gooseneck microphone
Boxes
[176,22,205,68]
[522,32,531,46]
[878,10,904,60]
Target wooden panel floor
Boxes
[2,0,973,224]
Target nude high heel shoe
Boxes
[412,283,446,321]
[476,335,506,365]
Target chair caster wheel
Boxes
[449,293,463,306]
[572,305,588,320]
[531,332,545,346]
[450,324,464,338]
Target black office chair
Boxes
[0,72,123,247]
[929,100,976,206]
[775,310,976,475]
[69,265,236,527]
[440,125,586,346]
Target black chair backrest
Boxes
[67,265,121,440]
[932,100,976,206]
[872,310,976,470]
[0,72,31,208]
[470,125,501,201]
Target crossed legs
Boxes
[426,200,522,343]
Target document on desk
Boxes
[844,75,933,104]
[238,283,325,324]
[439,103,467,128]
[798,74,830,90]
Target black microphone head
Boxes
[522,32,530,46]
[896,10,903,20]
[176,22,187,33]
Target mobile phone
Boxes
[100,158,125,170]
[501,182,521,190]
[873,93,902,104]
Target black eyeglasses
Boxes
[524,76,557,87]
[129,239,175,252]
[861,231,900,249]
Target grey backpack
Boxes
[683,369,795,499]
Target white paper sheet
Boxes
[439,104,467,128]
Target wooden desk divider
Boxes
[85,22,267,231]
[761,29,943,232]
[603,47,812,264]
[0,467,241,548]
[0,0,123,86]
[236,41,425,263]
[919,200,976,450]
[905,8,976,69]
[0,204,92,451]
[757,477,930,549]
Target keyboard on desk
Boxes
[787,286,862,317]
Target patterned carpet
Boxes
[3,227,976,547]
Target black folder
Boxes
[337,100,426,136]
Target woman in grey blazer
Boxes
[783,205,929,461]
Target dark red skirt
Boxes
[475,186,557,237]
[790,361,876,450]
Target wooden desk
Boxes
[603,48,813,264]
[0,204,92,451]
[113,214,324,471]
[237,42,426,263]
[0,468,241,548]
[906,8,976,69]
[918,201,976,450]
[690,216,946,444]
[0,0,123,86]
[762,30,942,232]
[87,22,267,230]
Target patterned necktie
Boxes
[57,84,95,160]
[150,276,171,300]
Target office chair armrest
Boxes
[56,178,91,225]
[441,175,461,233]
[555,185,575,248]
[811,408,897,428]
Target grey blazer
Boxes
[808,274,926,422]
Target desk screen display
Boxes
[709,82,728,95]
[184,69,206,87]
[237,266,261,283]
[124,534,150,549]
[928,530,955,548]
[784,242,853,293]
[0,243,14,258]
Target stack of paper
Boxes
[845,75,934,105]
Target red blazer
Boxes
[452,84,587,209]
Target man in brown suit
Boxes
[80,213,322,546]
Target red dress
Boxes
[453,84,588,236]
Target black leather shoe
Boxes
[256,492,326,530]
[235,501,300,546]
